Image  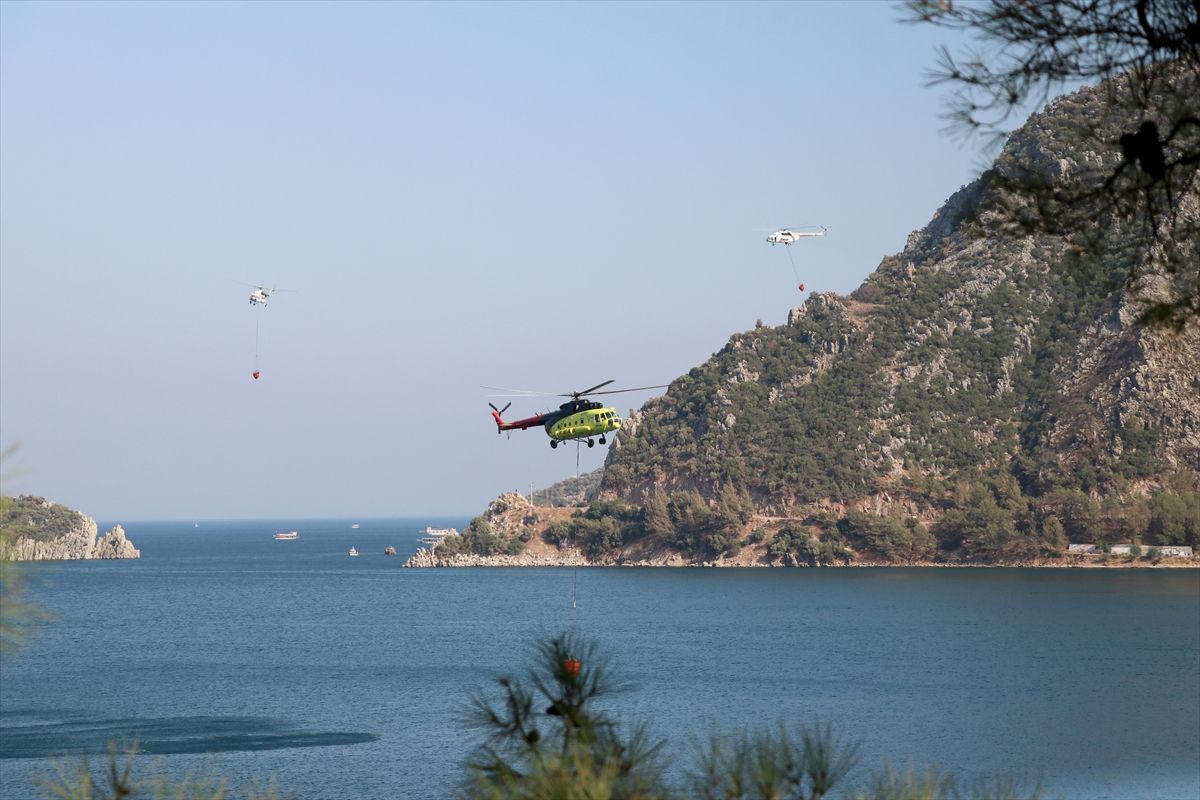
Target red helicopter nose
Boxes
[252,370,261,380]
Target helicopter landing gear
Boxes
[599,435,606,444]
[550,440,558,449]
[586,439,595,448]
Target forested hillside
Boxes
[452,73,1199,566]
[0,495,90,542]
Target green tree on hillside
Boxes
[642,491,673,540]
[542,502,646,559]
[1039,515,1068,555]
[1147,475,1200,545]
[666,491,739,559]
[838,512,937,563]
[933,477,1058,561]
[1039,488,1101,542]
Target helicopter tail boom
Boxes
[490,403,546,433]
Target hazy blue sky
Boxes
[2,1,1019,520]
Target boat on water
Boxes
[384,546,397,556]
[349,547,359,556]
[351,523,360,529]
[417,526,458,546]
[273,531,298,540]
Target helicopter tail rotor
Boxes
[489,402,512,432]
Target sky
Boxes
[1,1,1009,520]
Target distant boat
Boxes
[349,547,359,556]
[384,546,397,556]
[351,523,360,529]
[273,531,298,540]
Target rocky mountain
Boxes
[0,495,140,561]
[608,78,1198,501]
[444,75,1199,567]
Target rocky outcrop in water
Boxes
[1,495,140,561]
[90,525,140,559]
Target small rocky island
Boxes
[0,495,139,561]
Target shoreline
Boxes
[450,493,1199,572]
[403,547,1199,569]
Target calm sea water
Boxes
[1,518,1197,800]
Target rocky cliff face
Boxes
[1,496,140,561]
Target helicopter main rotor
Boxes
[482,380,669,403]
[562,379,615,400]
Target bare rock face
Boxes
[484,491,534,536]
[91,525,140,559]
[403,547,439,568]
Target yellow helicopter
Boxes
[485,380,667,449]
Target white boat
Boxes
[351,523,360,529]
[349,547,359,556]
[273,531,298,540]
[417,526,458,545]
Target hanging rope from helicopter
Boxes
[253,317,261,380]
[764,225,827,291]
[784,245,803,291]
[571,520,578,621]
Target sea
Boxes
[1,517,1197,800]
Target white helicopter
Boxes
[242,284,292,307]
[766,225,829,246]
